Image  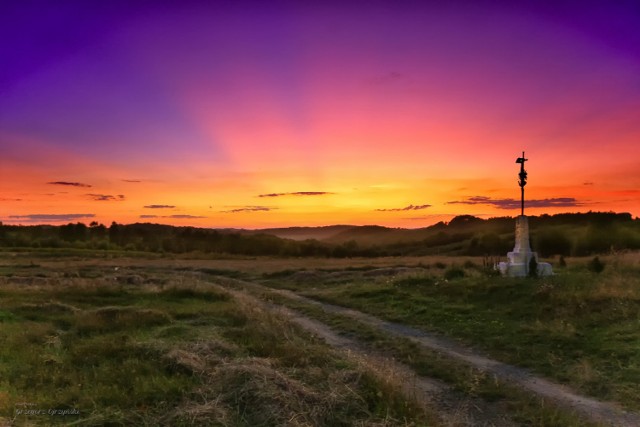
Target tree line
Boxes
[0,212,638,258]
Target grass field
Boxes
[259,252,640,411]
[1,250,638,425]
[0,260,433,426]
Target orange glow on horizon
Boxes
[2,3,639,228]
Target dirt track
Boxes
[214,281,518,426]
[215,276,640,427]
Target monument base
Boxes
[497,215,553,277]
[497,258,553,277]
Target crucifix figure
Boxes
[515,151,528,216]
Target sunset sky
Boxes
[1,1,638,228]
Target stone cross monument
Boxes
[497,152,553,277]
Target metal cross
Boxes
[515,151,528,215]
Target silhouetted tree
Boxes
[536,229,572,257]
[59,222,87,242]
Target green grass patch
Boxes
[252,289,594,426]
[284,254,640,410]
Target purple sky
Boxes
[1,1,639,227]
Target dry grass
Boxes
[74,306,172,334]
[158,284,230,301]
[586,272,640,301]
[222,290,433,425]
[15,301,80,313]
[161,336,238,377]
[168,353,427,426]
[1,264,433,426]
[22,255,471,276]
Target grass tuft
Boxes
[159,285,230,301]
[74,306,172,334]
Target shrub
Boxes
[587,256,605,273]
[444,266,465,280]
[528,257,538,278]
[558,255,567,268]
[463,260,478,269]
[536,228,572,257]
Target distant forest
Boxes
[1,212,638,258]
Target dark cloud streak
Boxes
[258,192,333,198]
[144,204,176,209]
[222,206,273,213]
[87,194,125,201]
[139,214,205,219]
[7,213,96,223]
[48,181,92,188]
[447,196,583,209]
[376,204,432,212]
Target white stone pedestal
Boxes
[497,215,552,277]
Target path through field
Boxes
[213,281,518,426]
[213,276,640,427]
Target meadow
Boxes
[1,250,638,426]
[0,257,432,426]
[258,252,640,411]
